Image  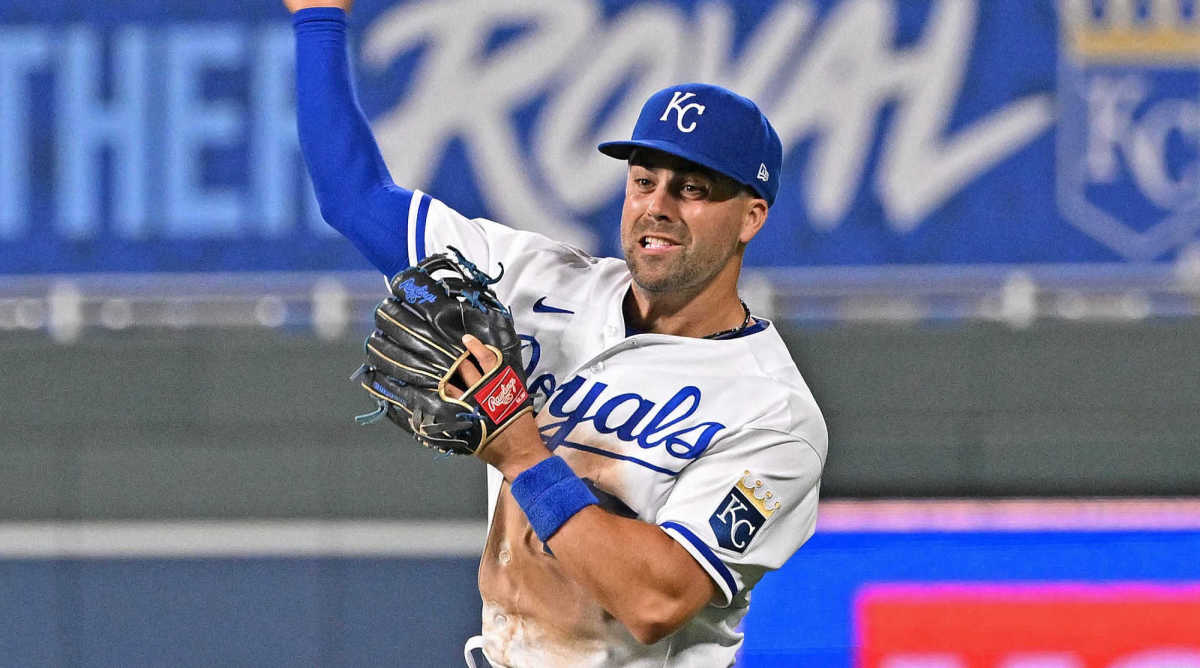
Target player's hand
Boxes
[453,335,548,475]
[355,252,533,457]
[283,0,353,14]
[447,334,499,397]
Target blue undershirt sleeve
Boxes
[293,7,412,276]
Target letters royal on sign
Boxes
[365,0,1054,246]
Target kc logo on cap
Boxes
[660,91,707,133]
[597,82,784,205]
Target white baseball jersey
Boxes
[403,189,827,668]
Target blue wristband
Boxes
[510,456,599,543]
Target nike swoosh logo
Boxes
[533,297,574,314]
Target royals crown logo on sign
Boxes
[1056,0,1200,260]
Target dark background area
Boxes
[5,319,1197,523]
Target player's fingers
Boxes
[454,339,485,390]
[455,355,482,390]
[443,379,466,399]
[452,335,496,394]
[462,334,499,374]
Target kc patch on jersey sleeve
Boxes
[708,471,781,553]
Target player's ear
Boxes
[738,197,768,244]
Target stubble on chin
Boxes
[624,247,704,294]
[628,263,680,293]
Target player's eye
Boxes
[681,182,708,198]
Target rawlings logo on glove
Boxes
[475,367,529,424]
[352,248,533,456]
[395,278,438,305]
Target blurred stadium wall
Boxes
[2,0,1199,666]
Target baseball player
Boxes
[286,2,828,666]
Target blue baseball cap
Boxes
[598,83,782,205]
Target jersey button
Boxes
[498,549,511,565]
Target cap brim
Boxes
[598,139,738,183]
[598,139,765,201]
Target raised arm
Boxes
[288,1,412,276]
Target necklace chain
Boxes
[702,300,752,340]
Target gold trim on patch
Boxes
[736,470,781,518]
[1069,28,1200,62]
[1059,0,1200,64]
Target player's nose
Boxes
[644,183,679,222]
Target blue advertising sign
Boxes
[0,0,1196,273]
[3,502,1200,666]
[740,529,1200,666]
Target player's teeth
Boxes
[643,237,671,248]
